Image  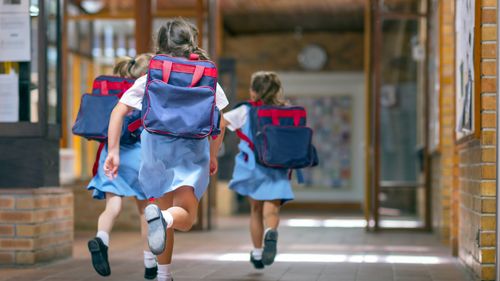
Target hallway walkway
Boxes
[0,215,472,281]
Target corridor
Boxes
[0,215,472,281]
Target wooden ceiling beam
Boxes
[67,8,201,20]
[135,0,152,54]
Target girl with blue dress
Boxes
[104,19,228,281]
[221,71,294,269]
[86,53,159,279]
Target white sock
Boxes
[143,250,156,268]
[96,231,109,247]
[252,248,263,260]
[157,264,172,281]
[161,210,174,228]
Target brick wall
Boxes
[223,32,364,100]
[457,1,497,280]
[0,188,73,266]
[72,183,142,231]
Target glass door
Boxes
[367,0,429,230]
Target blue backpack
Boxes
[72,75,143,144]
[142,54,221,138]
[236,100,318,170]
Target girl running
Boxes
[221,71,294,269]
[104,18,228,281]
[87,53,159,279]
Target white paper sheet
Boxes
[0,70,19,122]
[0,13,31,62]
[0,0,29,13]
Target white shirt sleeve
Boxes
[223,106,248,131]
[215,83,229,110]
[119,75,147,110]
[120,77,229,111]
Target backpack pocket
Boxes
[72,94,119,141]
[256,125,315,169]
[143,80,216,138]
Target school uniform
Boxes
[224,105,295,204]
[87,142,147,200]
[119,75,229,200]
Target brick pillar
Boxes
[0,188,73,266]
[432,0,459,249]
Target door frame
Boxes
[365,0,431,231]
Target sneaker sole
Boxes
[88,239,111,276]
[144,266,158,280]
[262,230,278,266]
[145,205,167,255]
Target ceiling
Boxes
[70,0,366,34]
[220,0,365,34]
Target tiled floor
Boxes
[0,215,473,281]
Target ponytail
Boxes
[113,57,133,78]
[155,18,210,60]
[113,53,153,79]
[250,71,286,106]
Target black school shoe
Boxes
[250,252,264,269]
[145,204,167,255]
[144,265,158,280]
[88,237,111,276]
[262,229,278,266]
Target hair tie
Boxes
[128,59,136,73]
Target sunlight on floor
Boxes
[284,218,367,228]
[284,218,423,229]
[174,253,444,265]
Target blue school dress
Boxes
[87,142,147,200]
[229,115,294,204]
[138,130,210,201]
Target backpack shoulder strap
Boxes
[233,100,262,150]
[236,129,255,150]
[233,99,263,109]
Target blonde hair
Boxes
[113,53,153,79]
[250,71,286,106]
[155,18,209,60]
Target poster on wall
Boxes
[289,95,352,190]
[428,0,440,152]
[455,0,475,140]
[0,64,19,122]
[0,0,31,62]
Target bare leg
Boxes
[249,198,264,248]
[148,187,199,271]
[89,192,121,276]
[263,200,281,230]
[261,200,281,265]
[97,193,122,234]
[168,186,199,231]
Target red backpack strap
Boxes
[190,65,205,87]
[236,129,255,151]
[162,61,173,83]
[100,81,109,95]
[92,143,106,176]
[127,119,142,132]
[250,100,263,106]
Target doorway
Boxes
[366,0,431,230]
